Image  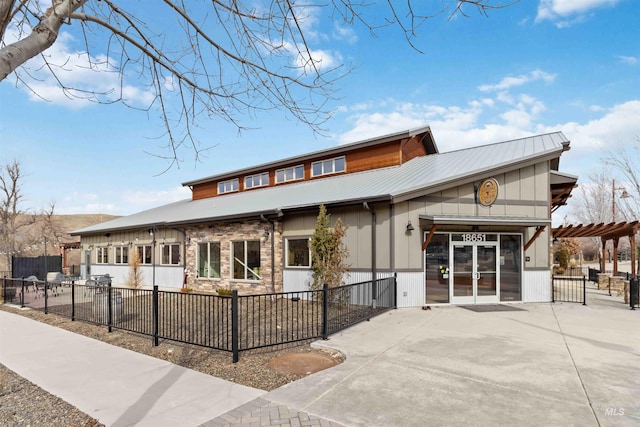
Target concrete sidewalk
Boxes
[266,284,640,426]
[0,310,265,427]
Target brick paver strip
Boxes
[199,397,344,427]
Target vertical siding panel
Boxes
[522,270,552,302]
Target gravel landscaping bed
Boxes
[0,304,343,426]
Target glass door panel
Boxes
[451,242,499,304]
[476,245,497,300]
[452,245,474,303]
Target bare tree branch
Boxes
[1,0,519,169]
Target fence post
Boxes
[71,281,75,321]
[152,285,159,346]
[582,276,586,306]
[44,279,48,314]
[551,275,555,303]
[20,277,25,308]
[322,283,329,340]
[231,290,239,363]
[107,281,113,333]
[393,273,398,309]
[630,278,638,310]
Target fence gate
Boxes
[552,275,586,305]
[11,256,62,280]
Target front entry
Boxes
[451,241,498,304]
[425,232,522,305]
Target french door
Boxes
[451,241,498,304]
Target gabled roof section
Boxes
[73,130,571,235]
[182,125,436,187]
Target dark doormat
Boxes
[460,304,527,312]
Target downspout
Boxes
[260,213,277,294]
[172,228,188,289]
[363,202,377,308]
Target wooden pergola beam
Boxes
[524,226,546,251]
[422,225,438,251]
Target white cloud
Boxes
[618,55,638,65]
[121,187,191,207]
[337,77,639,163]
[333,23,358,44]
[478,69,556,92]
[536,0,621,27]
[57,187,190,215]
[8,30,155,108]
[538,100,640,154]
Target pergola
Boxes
[552,221,640,277]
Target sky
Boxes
[1,0,639,226]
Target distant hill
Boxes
[54,214,120,238]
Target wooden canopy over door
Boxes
[552,221,640,276]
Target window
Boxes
[312,156,345,177]
[275,165,304,183]
[115,246,129,264]
[232,240,261,280]
[96,247,109,264]
[137,245,152,265]
[162,243,180,265]
[218,178,239,194]
[198,242,220,278]
[286,238,311,267]
[245,172,269,189]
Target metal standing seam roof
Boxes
[72,131,570,235]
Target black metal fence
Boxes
[552,275,586,305]
[631,278,639,310]
[1,275,397,362]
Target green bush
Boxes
[217,287,233,296]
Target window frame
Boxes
[114,246,129,265]
[244,172,269,189]
[231,240,261,281]
[285,238,311,268]
[217,178,239,194]
[197,242,221,279]
[96,247,109,264]
[161,243,181,265]
[311,156,346,177]
[275,165,304,184]
[137,245,153,265]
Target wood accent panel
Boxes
[345,142,402,173]
[192,181,218,200]
[191,140,407,200]
[401,135,428,163]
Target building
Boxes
[72,126,577,307]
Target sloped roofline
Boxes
[181,125,436,187]
[72,129,571,235]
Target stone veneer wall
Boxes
[184,220,283,294]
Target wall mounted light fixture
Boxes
[406,221,415,232]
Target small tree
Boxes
[127,249,143,291]
[309,204,350,292]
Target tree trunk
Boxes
[0,0,87,81]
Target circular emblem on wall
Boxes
[477,178,499,207]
